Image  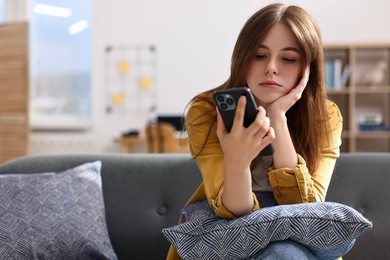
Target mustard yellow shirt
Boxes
[166,97,343,259]
[184,98,342,219]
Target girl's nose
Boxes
[265,59,278,75]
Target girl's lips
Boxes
[260,80,281,88]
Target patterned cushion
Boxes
[0,161,117,260]
[162,200,372,260]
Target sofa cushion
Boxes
[0,161,117,260]
[162,200,372,260]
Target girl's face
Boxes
[246,22,303,106]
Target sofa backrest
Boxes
[0,153,202,260]
[326,152,390,260]
[0,152,388,260]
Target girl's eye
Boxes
[282,57,296,63]
[255,54,267,60]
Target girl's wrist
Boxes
[267,111,287,127]
[224,157,251,175]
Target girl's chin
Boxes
[256,97,279,107]
[252,90,282,105]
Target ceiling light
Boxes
[68,20,89,35]
[33,4,72,18]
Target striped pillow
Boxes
[162,200,372,260]
[0,161,117,260]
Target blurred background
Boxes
[0,0,390,162]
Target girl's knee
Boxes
[248,240,316,260]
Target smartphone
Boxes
[213,87,273,156]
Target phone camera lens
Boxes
[220,103,228,110]
[226,98,234,105]
[217,95,225,102]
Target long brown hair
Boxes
[189,3,330,173]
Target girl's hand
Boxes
[216,95,275,168]
[267,66,310,116]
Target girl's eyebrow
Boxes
[258,44,300,53]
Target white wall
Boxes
[3,0,26,22]
[31,0,390,153]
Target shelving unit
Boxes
[325,44,390,152]
[0,22,29,163]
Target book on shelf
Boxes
[359,124,390,131]
[325,58,350,90]
[358,113,390,131]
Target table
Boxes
[116,135,189,153]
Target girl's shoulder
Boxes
[187,93,216,124]
[324,99,343,137]
[325,99,343,122]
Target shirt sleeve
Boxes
[268,101,343,204]
[186,100,259,219]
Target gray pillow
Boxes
[0,161,117,260]
[162,200,372,260]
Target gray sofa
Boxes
[0,152,387,259]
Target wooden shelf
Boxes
[328,86,390,95]
[355,86,390,94]
[354,131,390,138]
[327,88,351,94]
[325,44,390,152]
[0,22,29,163]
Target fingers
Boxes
[296,66,310,93]
[250,110,275,153]
[288,66,310,102]
[302,66,310,83]
[217,99,274,158]
[216,106,227,136]
[231,96,246,132]
[262,126,275,145]
[219,96,272,142]
[251,106,272,140]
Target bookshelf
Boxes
[0,22,29,163]
[325,44,390,152]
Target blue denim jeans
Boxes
[246,239,317,260]
[248,192,316,260]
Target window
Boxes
[0,0,4,23]
[30,0,91,130]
